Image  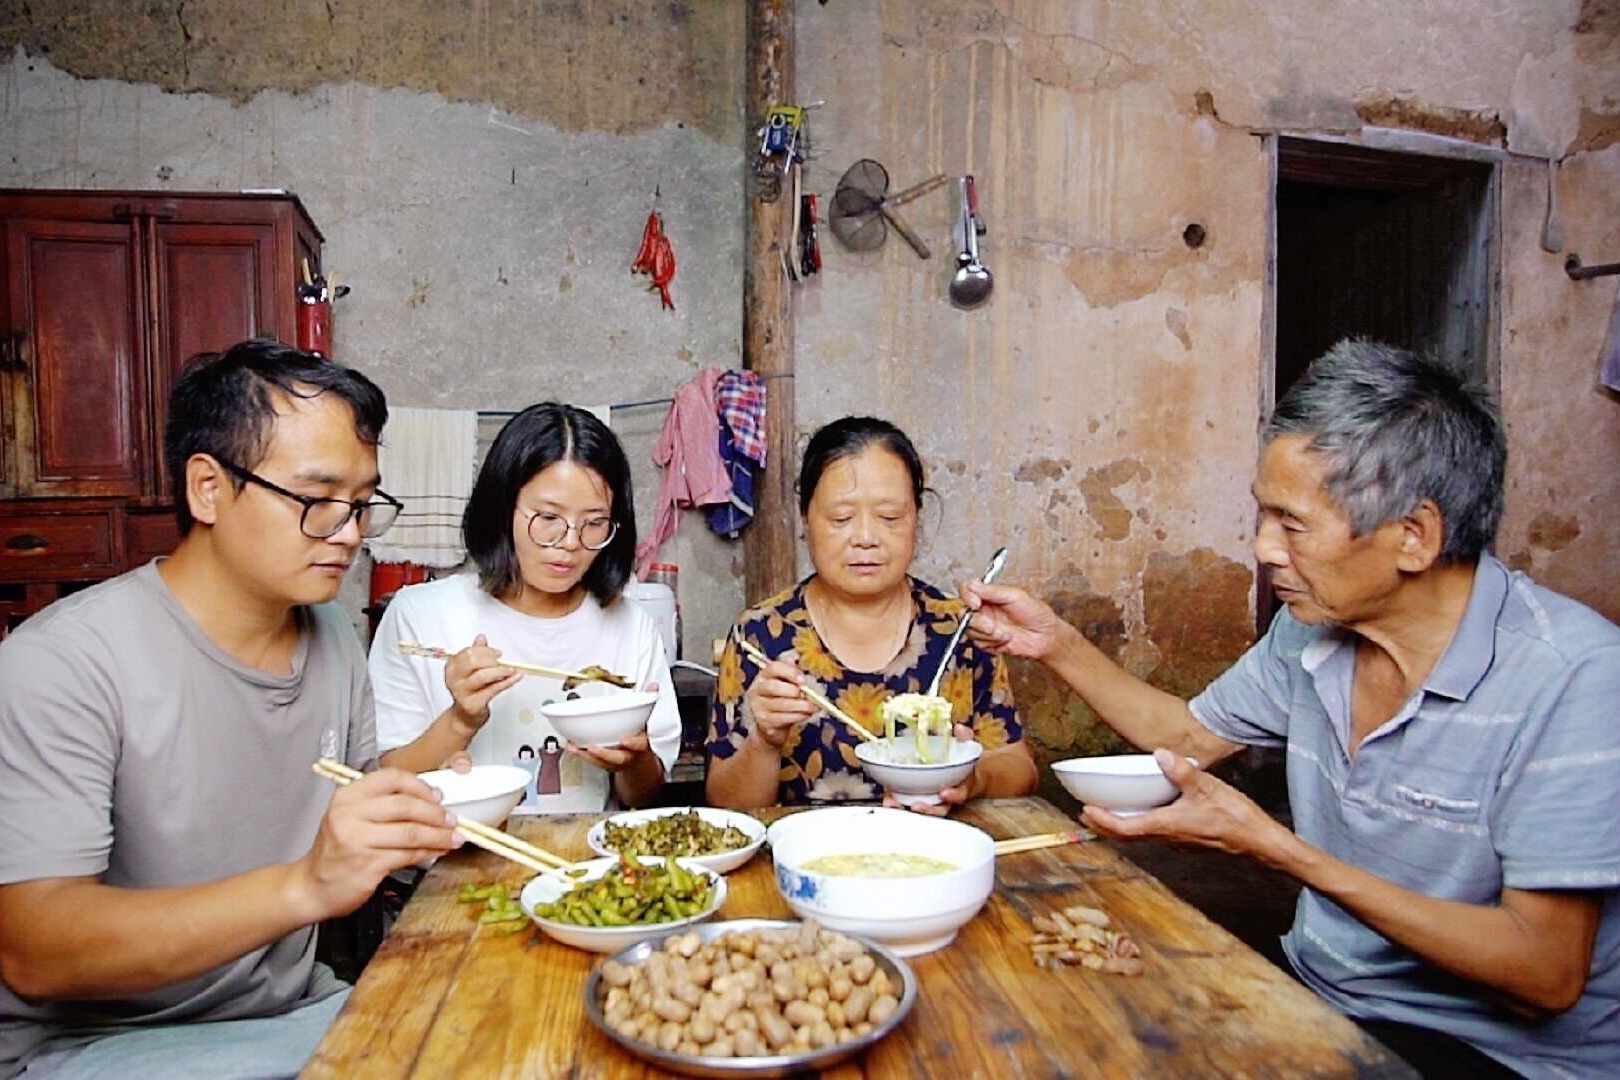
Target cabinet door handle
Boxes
[4,534,48,552]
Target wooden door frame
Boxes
[1256,128,1505,631]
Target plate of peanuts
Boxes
[584,918,916,1077]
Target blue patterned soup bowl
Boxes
[766,806,995,957]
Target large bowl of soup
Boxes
[767,807,995,957]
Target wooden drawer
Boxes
[125,510,180,565]
[0,509,117,579]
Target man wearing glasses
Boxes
[0,339,463,1078]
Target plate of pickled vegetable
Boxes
[588,807,767,875]
[520,854,727,953]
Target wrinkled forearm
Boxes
[1044,622,1237,766]
[705,732,783,808]
[971,740,1039,799]
[1268,830,1597,1016]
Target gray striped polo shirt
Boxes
[1190,555,1620,1077]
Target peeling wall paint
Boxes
[793,0,1620,755]
[1,0,1616,761]
[0,0,743,140]
[0,3,750,655]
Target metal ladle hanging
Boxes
[949,174,993,309]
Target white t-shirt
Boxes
[368,574,680,814]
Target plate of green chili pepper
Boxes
[520,853,727,953]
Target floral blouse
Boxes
[708,576,1022,805]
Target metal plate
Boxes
[583,918,918,1078]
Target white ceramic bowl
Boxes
[418,764,530,827]
[1051,754,1180,816]
[519,855,727,953]
[854,738,983,806]
[767,806,995,957]
[538,690,658,747]
[587,807,767,875]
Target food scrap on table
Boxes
[1029,903,1143,976]
[457,881,529,934]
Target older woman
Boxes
[706,416,1038,809]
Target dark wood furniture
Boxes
[307,799,1410,1078]
[0,189,321,634]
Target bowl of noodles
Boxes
[767,806,995,957]
[854,693,981,805]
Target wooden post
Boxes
[743,0,796,605]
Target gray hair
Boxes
[1262,340,1505,563]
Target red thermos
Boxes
[297,297,332,357]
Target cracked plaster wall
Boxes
[1,0,1617,761]
[791,0,1620,759]
[0,1,749,655]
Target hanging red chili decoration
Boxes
[631,201,676,311]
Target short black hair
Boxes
[462,402,636,606]
[164,338,389,535]
[797,416,926,515]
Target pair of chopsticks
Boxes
[994,831,1093,856]
[312,759,573,880]
[396,642,631,688]
[735,640,878,743]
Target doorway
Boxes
[1261,136,1500,629]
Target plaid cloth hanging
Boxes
[715,371,768,466]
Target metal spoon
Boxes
[926,546,1010,697]
[949,175,993,309]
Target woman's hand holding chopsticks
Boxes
[443,634,524,736]
[295,764,465,921]
[736,640,877,745]
[741,652,822,749]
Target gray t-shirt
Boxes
[1190,555,1620,1077]
[0,561,376,1076]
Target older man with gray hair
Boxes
[964,340,1619,1078]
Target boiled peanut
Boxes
[868,993,899,1025]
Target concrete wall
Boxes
[790,0,1620,757]
[0,1,750,656]
[2,1,1617,762]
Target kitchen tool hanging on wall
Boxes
[782,162,825,284]
[949,174,993,309]
[752,102,821,202]
[631,189,676,310]
[828,160,948,259]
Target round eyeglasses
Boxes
[520,508,618,551]
[216,459,402,540]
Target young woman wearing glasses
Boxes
[369,403,677,811]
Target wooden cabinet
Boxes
[0,190,322,630]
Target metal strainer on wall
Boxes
[828,159,948,258]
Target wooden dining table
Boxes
[304,798,1410,1078]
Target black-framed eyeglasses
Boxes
[216,458,402,540]
[519,508,618,551]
